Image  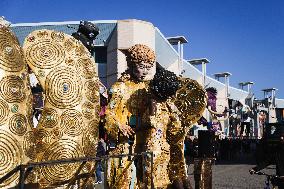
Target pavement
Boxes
[94,164,276,189]
[188,164,275,189]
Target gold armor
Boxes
[0,22,34,188]
[23,29,100,187]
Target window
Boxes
[94,47,107,63]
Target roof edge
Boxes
[11,20,117,27]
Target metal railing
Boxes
[0,152,154,189]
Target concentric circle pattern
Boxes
[0,26,24,72]
[36,30,49,38]
[82,101,96,119]
[82,119,99,156]
[84,80,100,104]
[174,78,207,126]
[63,38,76,52]
[40,139,82,183]
[0,129,22,187]
[45,66,82,109]
[25,39,65,69]
[23,131,37,160]
[75,45,87,57]
[60,109,84,137]
[24,129,53,156]
[50,31,65,42]
[76,58,96,79]
[0,75,26,103]
[9,114,28,136]
[35,129,53,150]
[40,108,59,128]
[0,99,9,125]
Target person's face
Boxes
[132,62,153,81]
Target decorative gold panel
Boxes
[23,29,100,187]
[0,26,25,72]
[174,78,207,127]
[0,24,33,188]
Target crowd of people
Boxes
[184,135,257,164]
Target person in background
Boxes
[95,94,108,185]
[240,105,252,137]
[184,135,193,171]
[258,111,267,138]
[95,138,106,184]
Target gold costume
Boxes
[105,41,207,188]
[23,29,100,187]
[105,44,157,189]
[135,96,182,188]
[0,21,34,189]
[170,78,207,186]
[106,72,146,188]
[106,74,206,188]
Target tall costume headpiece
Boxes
[125,44,156,66]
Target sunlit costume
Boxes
[21,22,101,188]
[105,44,156,188]
[0,17,34,189]
[170,77,207,189]
[0,19,100,188]
[140,69,207,189]
[105,43,207,188]
[134,66,184,188]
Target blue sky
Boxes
[1,0,284,99]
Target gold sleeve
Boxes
[166,101,188,183]
[166,101,184,143]
[105,82,129,140]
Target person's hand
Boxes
[119,124,135,138]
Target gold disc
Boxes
[0,129,23,187]
[174,78,207,127]
[45,66,82,109]
[75,57,96,79]
[0,75,26,103]
[82,119,99,156]
[0,26,24,72]
[82,101,97,120]
[24,30,66,69]
[23,128,55,160]
[40,108,59,129]
[9,114,28,136]
[0,99,9,125]
[40,139,83,183]
[23,131,37,160]
[60,109,84,137]
[84,80,100,104]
